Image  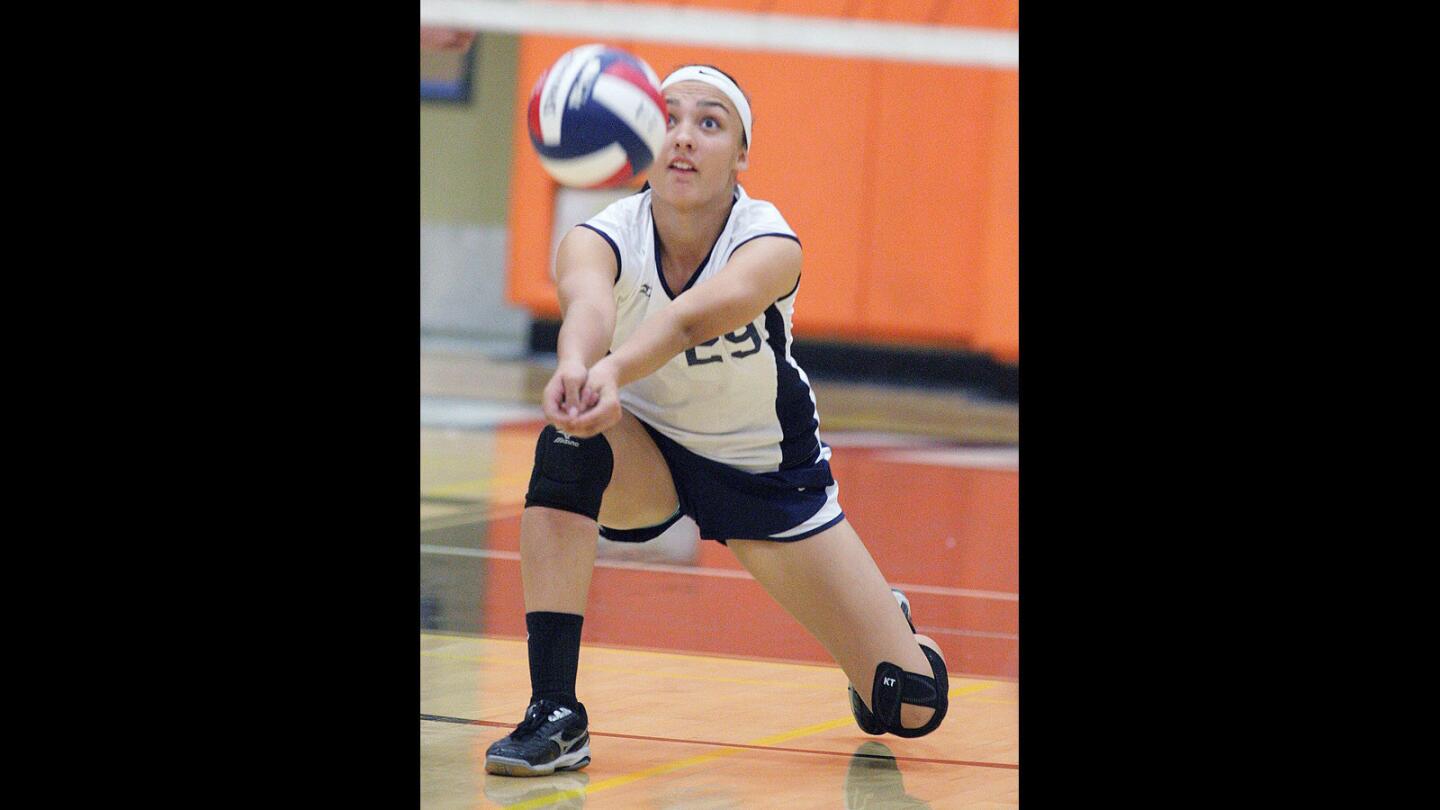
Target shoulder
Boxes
[587,188,651,232]
[579,188,651,268]
[721,189,800,269]
[575,188,656,288]
[729,187,798,246]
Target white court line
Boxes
[821,431,948,449]
[420,0,1019,68]
[420,396,544,430]
[419,543,1018,602]
[917,625,1019,641]
[876,447,1019,471]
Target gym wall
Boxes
[420,1,1018,366]
[502,1,1017,363]
[420,33,534,345]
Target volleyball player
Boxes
[485,65,950,777]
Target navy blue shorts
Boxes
[599,419,845,545]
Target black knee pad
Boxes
[850,645,949,738]
[523,426,614,521]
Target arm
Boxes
[543,227,619,430]
[566,236,802,436]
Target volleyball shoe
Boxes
[484,699,591,777]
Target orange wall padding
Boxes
[504,17,1017,361]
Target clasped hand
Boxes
[543,357,621,438]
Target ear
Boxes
[735,143,749,171]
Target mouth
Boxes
[667,158,697,174]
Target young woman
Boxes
[485,64,949,777]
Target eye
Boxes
[666,114,676,127]
[702,117,719,129]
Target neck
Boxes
[651,183,737,272]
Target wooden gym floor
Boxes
[420,343,1019,808]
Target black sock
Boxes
[526,611,584,715]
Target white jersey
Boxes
[581,185,822,474]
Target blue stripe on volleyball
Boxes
[763,304,820,470]
[529,51,657,171]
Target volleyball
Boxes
[526,44,667,189]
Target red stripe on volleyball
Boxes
[593,160,635,189]
[602,59,664,113]
[526,69,548,139]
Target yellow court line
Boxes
[417,634,1008,691]
[502,681,997,810]
[424,475,531,499]
[418,504,526,533]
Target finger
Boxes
[544,403,570,430]
[576,383,598,413]
[549,394,578,428]
[563,376,584,417]
[543,372,566,404]
[567,415,599,438]
[556,406,591,437]
[567,404,596,434]
[571,398,615,436]
[542,383,567,424]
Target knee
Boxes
[858,645,950,738]
[524,425,614,521]
[899,703,936,730]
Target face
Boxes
[650,80,749,208]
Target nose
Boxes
[670,119,696,151]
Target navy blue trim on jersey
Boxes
[576,224,622,283]
[724,232,802,267]
[724,234,801,301]
[763,305,821,470]
[777,274,800,302]
[621,418,837,543]
[650,199,737,299]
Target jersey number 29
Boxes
[685,323,762,366]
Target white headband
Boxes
[660,66,752,150]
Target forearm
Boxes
[601,308,699,387]
[596,238,800,385]
[556,298,615,369]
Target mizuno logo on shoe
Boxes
[553,431,580,447]
[550,728,586,755]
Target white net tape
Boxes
[418,0,1018,68]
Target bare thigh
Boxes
[520,410,680,614]
[728,520,944,730]
[597,409,680,529]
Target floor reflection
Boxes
[484,768,589,808]
[845,741,932,809]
